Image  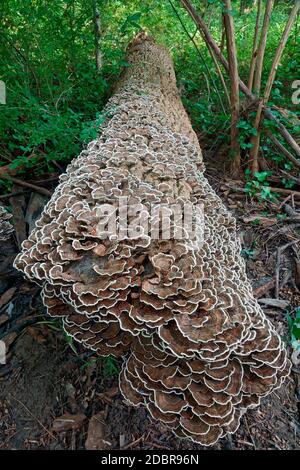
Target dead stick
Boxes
[253,278,276,298]
[268,133,300,170]
[280,170,300,186]
[269,187,300,198]
[224,182,300,199]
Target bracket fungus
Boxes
[14,34,290,446]
[0,204,13,241]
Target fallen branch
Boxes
[2,176,52,197]
[258,298,290,309]
[280,170,300,186]
[268,132,300,170]
[269,186,300,198]
[224,182,300,199]
[253,278,275,298]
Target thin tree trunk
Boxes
[92,0,102,72]
[207,42,231,107]
[168,0,227,112]
[253,0,274,96]
[248,0,262,92]
[250,0,300,173]
[222,0,241,172]
[180,0,300,159]
[219,16,226,52]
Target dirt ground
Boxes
[0,156,299,450]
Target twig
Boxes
[268,133,300,170]
[224,182,300,199]
[244,416,257,449]
[280,170,300,186]
[0,190,29,199]
[269,187,300,198]
[122,433,145,449]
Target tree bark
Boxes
[222,0,241,172]
[92,0,102,72]
[253,0,274,96]
[248,0,262,92]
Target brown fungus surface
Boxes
[0,204,14,241]
[14,34,290,447]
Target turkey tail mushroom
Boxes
[0,204,14,241]
[14,34,290,446]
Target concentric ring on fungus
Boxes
[14,33,290,446]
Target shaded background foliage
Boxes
[0,0,299,190]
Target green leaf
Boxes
[254,171,269,183]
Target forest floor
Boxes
[0,151,300,450]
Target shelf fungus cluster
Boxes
[14,35,290,446]
[0,204,14,241]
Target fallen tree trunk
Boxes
[14,34,290,447]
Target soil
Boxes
[0,155,299,450]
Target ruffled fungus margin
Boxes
[0,204,13,241]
